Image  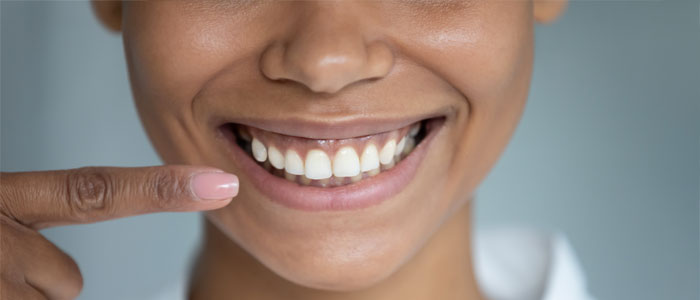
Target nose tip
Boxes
[260,25,394,94]
[297,53,365,94]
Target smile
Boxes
[219,116,445,211]
[231,119,426,186]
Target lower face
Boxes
[122,1,534,291]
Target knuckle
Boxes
[65,167,114,220]
[0,173,23,223]
[150,169,188,209]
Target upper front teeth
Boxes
[333,146,361,177]
[246,129,418,182]
[284,149,305,175]
[360,144,380,172]
[305,149,332,180]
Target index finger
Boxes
[0,165,238,229]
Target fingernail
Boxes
[190,172,239,201]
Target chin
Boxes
[268,243,408,291]
[204,191,432,291]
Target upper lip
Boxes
[217,111,449,140]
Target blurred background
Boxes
[2,1,698,299]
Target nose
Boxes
[260,4,395,94]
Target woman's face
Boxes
[121,0,534,290]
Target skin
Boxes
[0,1,566,299]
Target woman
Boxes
[1,1,593,299]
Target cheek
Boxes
[125,29,204,107]
[408,7,533,103]
[122,3,272,163]
[398,4,534,202]
[122,3,258,113]
[451,20,534,202]
[121,4,213,159]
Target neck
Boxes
[189,201,483,300]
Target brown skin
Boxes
[0,166,236,299]
[0,1,566,299]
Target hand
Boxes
[0,165,238,299]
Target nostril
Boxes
[259,35,395,94]
[259,42,287,81]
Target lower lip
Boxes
[221,120,442,211]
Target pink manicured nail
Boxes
[190,172,239,201]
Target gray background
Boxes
[1,1,698,299]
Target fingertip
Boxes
[190,171,239,201]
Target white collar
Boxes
[474,227,595,300]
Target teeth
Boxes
[318,178,330,187]
[395,136,406,156]
[285,150,305,175]
[382,160,396,170]
[360,144,380,172]
[299,175,312,185]
[350,173,363,183]
[379,139,396,165]
[252,138,267,162]
[333,146,360,177]
[305,149,332,180]
[403,137,415,155]
[409,124,420,137]
[245,122,424,186]
[268,146,285,169]
[284,172,296,182]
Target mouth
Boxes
[218,116,445,211]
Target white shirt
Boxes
[154,228,595,300]
[474,228,595,300]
